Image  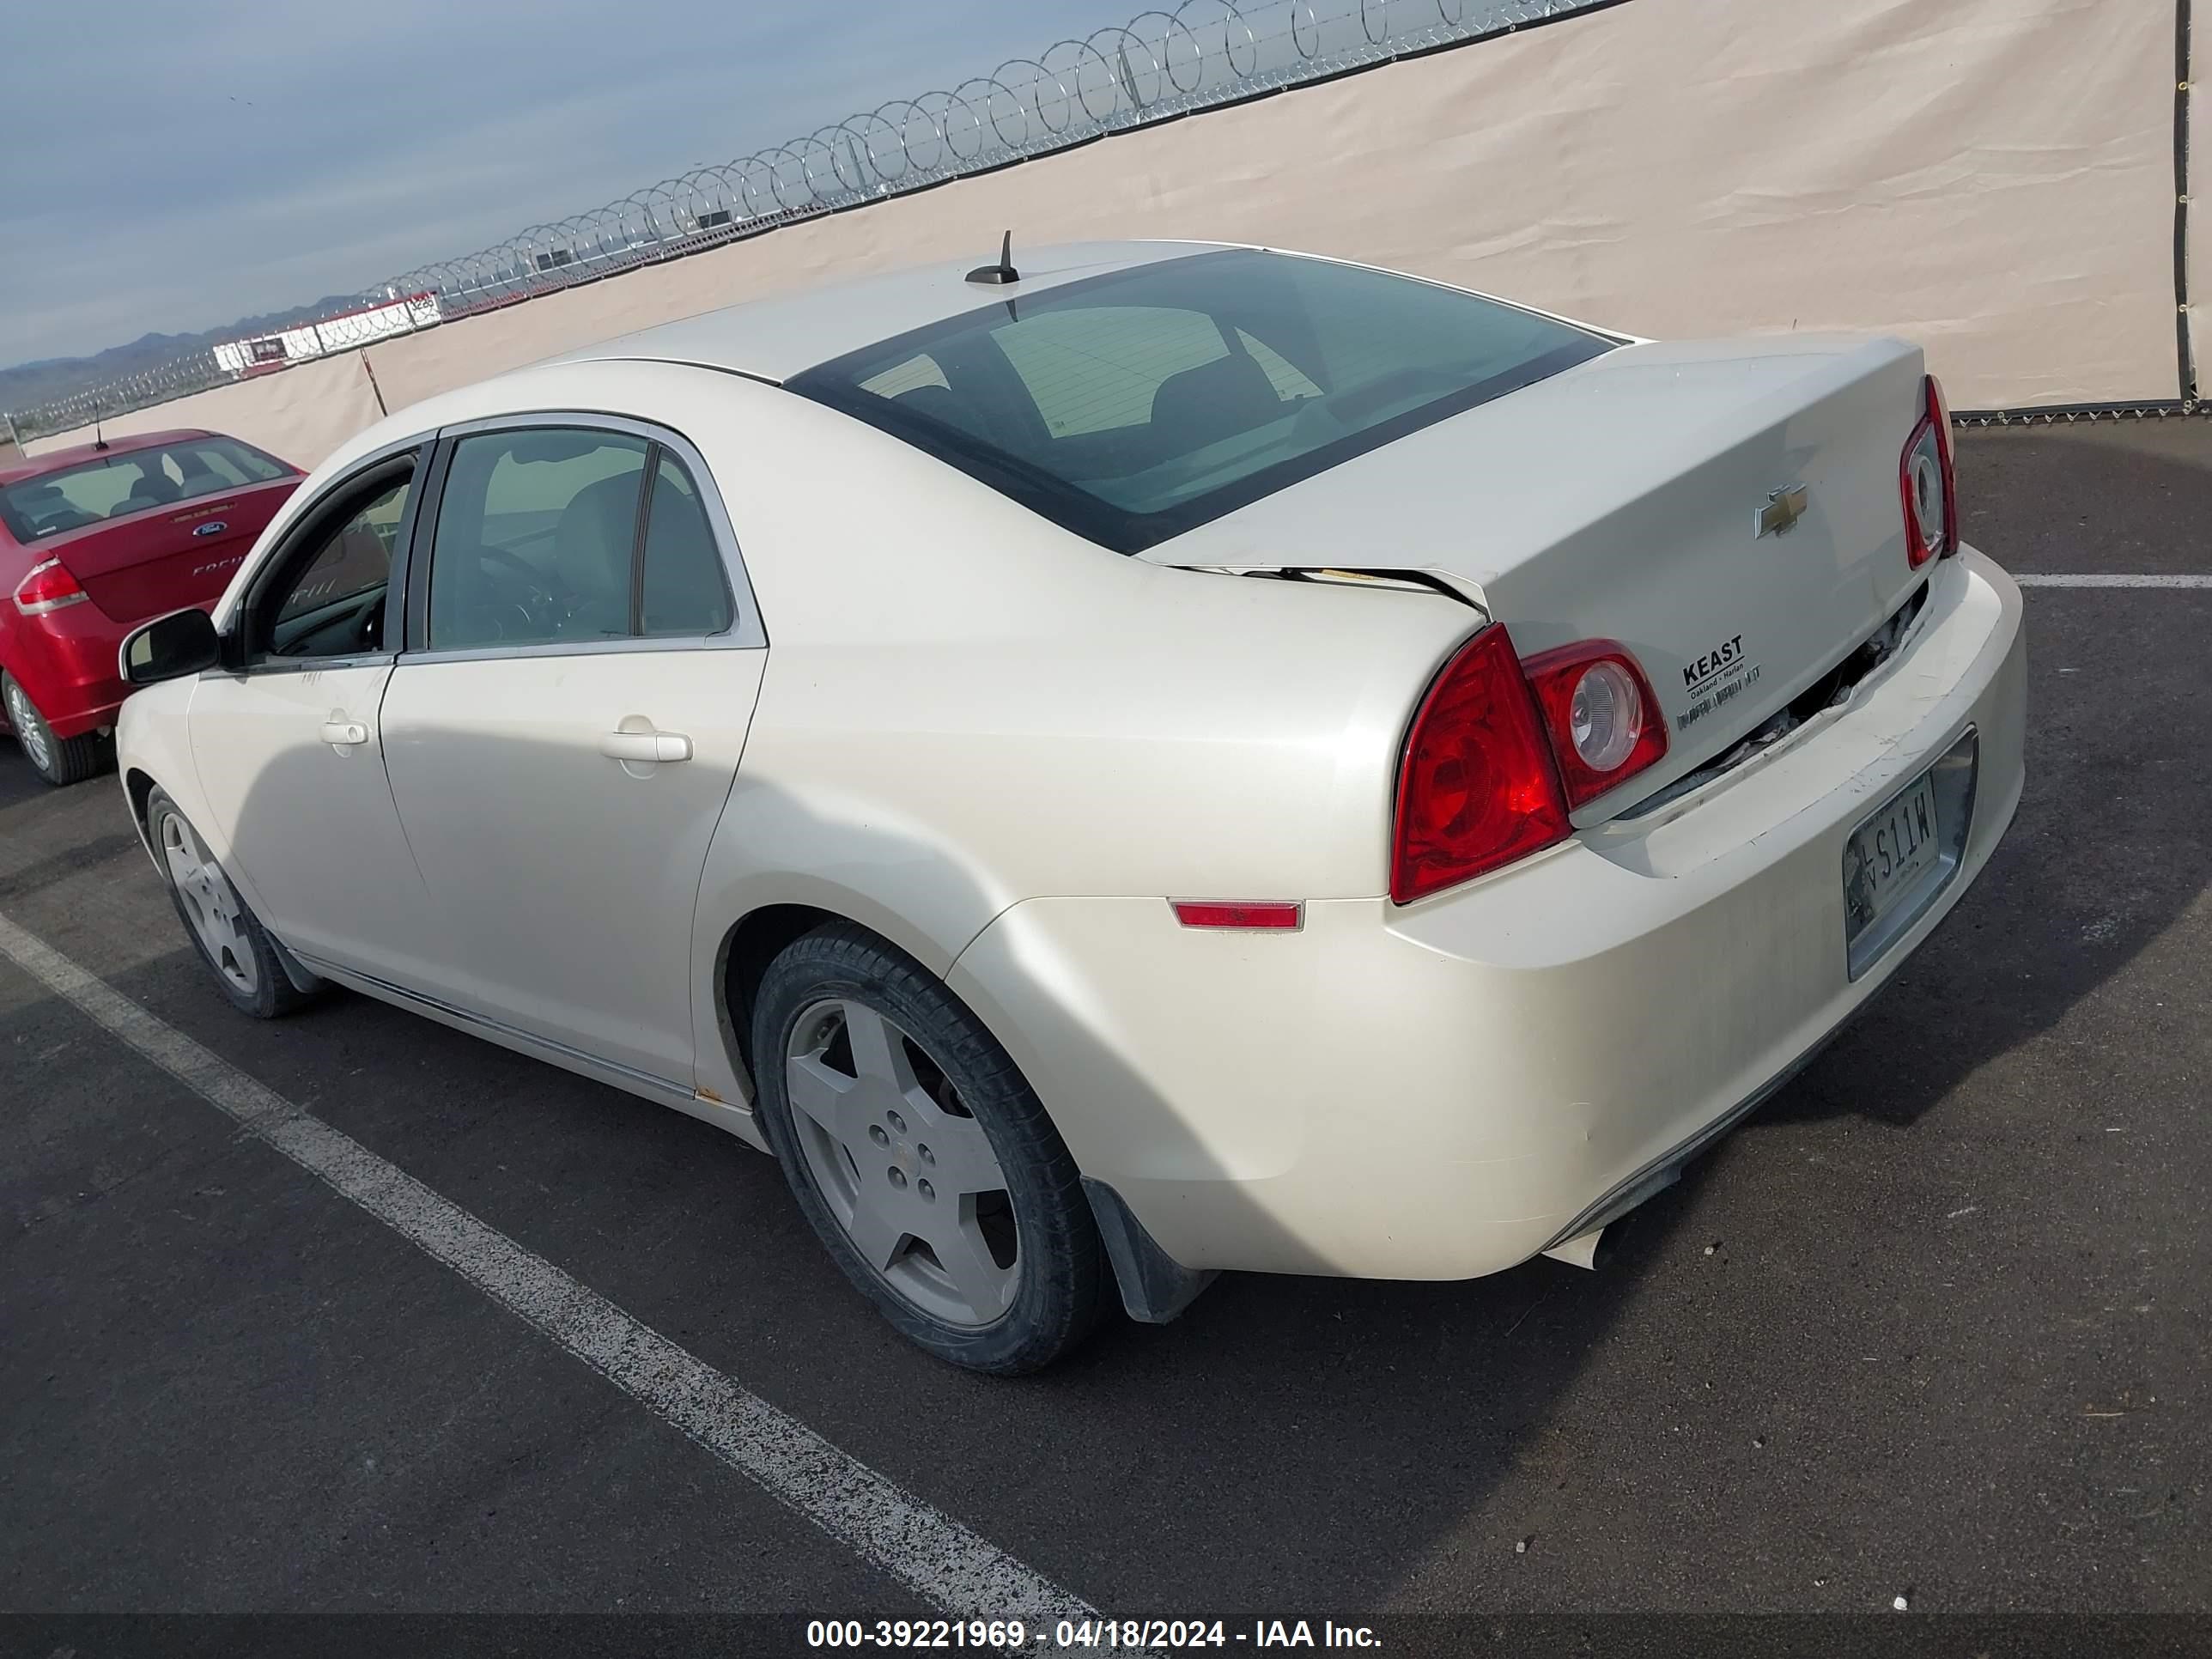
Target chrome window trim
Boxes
[410,409,767,660]
[399,635,741,668]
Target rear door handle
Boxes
[320,719,369,747]
[599,729,693,763]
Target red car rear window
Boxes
[1,437,290,543]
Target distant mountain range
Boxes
[0,295,365,416]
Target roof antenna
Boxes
[965,230,1019,286]
[93,413,108,453]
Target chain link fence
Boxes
[4,0,1607,442]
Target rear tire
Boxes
[146,787,319,1019]
[751,923,1107,1375]
[3,673,108,787]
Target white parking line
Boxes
[2013,574,2212,587]
[0,910,1102,1630]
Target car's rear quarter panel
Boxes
[947,551,2025,1279]
[675,379,1475,1109]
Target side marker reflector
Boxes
[1171,901,1303,930]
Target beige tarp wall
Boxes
[29,350,386,467]
[30,0,2186,466]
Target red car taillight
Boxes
[1520,639,1670,811]
[1391,624,1570,904]
[1899,374,1957,568]
[13,558,88,617]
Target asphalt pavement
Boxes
[2,419,2208,1656]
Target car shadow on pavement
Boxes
[0,829,148,904]
[0,749,71,811]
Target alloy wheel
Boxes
[5,682,51,773]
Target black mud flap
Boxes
[1082,1176,1217,1325]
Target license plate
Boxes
[1844,770,1942,941]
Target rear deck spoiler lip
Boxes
[1171,562,1491,613]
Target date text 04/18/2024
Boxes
[804,1619,1382,1648]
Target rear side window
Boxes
[423,426,733,651]
[0,437,291,540]
[787,247,1613,554]
[639,455,732,637]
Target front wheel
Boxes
[751,923,1107,1374]
[146,787,319,1019]
[3,673,108,787]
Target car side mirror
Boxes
[120,607,222,685]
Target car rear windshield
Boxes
[0,436,292,543]
[785,248,1615,554]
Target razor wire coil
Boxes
[5,0,1601,440]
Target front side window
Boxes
[428,428,648,650]
[0,437,293,541]
[261,470,413,661]
[787,247,1614,554]
[425,427,732,651]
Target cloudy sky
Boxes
[0,0,1119,368]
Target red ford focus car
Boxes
[0,429,302,786]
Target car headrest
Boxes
[551,471,645,601]
[1146,352,1285,454]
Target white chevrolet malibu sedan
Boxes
[115,241,2025,1372]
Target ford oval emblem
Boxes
[192,520,228,538]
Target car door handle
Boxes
[599,729,693,763]
[320,719,369,747]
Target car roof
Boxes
[550,240,1228,383]
[0,428,216,488]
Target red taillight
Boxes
[13,558,88,617]
[1391,624,1570,905]
[1520,639,1670,811]
[1171,901,1303,930]
[1899,374,1957,568]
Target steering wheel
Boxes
[428,541,585,646]
[268,585,386,659]
[474,540,575,611]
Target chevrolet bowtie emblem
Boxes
[1757,483,1809,538]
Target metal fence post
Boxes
[2178,0,2197,408]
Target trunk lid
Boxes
[45,477,297,623]
[1144,334,1932,818]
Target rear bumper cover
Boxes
[0,599,131,738]
[948,548,2026,1280]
